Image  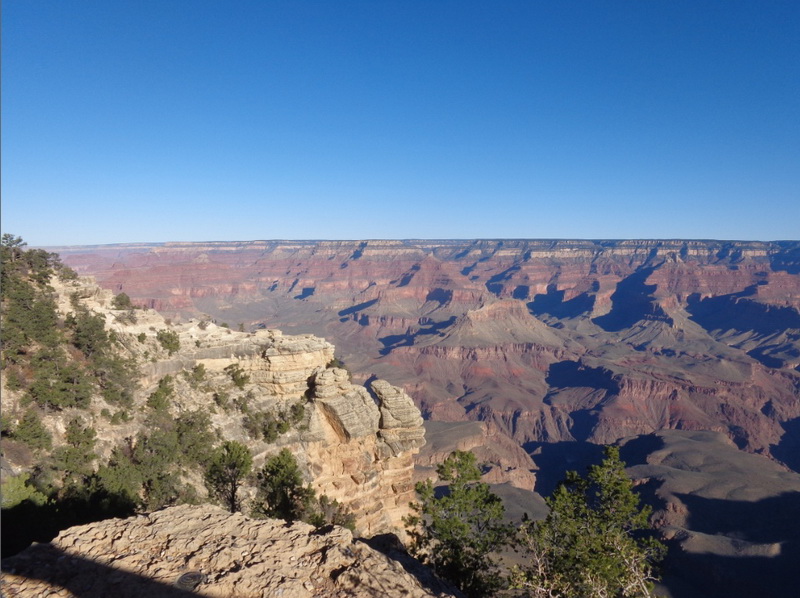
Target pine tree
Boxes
[404,450,513,597]
[511,446,666,598]
[204,441,253,513]
[252,448,316,522]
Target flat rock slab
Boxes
[1,505,459,598]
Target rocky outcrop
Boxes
[312,368,380,440]
[372,379,426,457]
[244,334,335,395]
[0,505,460,598]
[2,274,427,539]
[297,370,426,534]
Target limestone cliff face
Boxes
[2,275,426,537]
[216,335,426,535]
[298,373,425,535]
[0,504,459,598]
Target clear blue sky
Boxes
[3,1,798,245]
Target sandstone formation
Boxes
[2,274,428,537]
[0,504,460,598]
[54,239,800,475]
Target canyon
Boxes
[4,238,800,597]
[56,239,800,472]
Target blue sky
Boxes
[3,1,798,245]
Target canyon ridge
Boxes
[56,239,800,474]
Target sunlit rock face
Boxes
[0,504,460,598]
[56,239,800,472]
[2,275,427,538]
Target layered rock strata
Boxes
[3,275,427,537]
[52,239,800,473]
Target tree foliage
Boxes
[1,237,138,410]
[53,418,97,485]
[242,401,306,442]
[224,363,250,388]
[0,473,48,509]
[111,292,132,310]
[156,329,180,355]
[204,441,253,512]
[511,446,666,598]
[404,450,513,597]
[12,409,52,451]
[249,449,355,529]
[252,448,317,523]
[146,376,174,412]
[26,348,94,409]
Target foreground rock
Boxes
[1,505,460,598]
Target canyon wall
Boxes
[2,274,426,537]
[55,239,800,470]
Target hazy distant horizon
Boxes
[39,237,800,251]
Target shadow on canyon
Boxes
[529,435,800,598]
[525,441,606,497]
[361,534,465,598]
[661,491,800,598]
[772,416,800,473]
[545,360,620,394]
[593,268,674,332]
[1,489,137,559]
[687,289,800,336]
[378,316,457,355]
[528,284,597,319]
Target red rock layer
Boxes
[55,239,800,470]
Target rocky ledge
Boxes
[1,505,460,598]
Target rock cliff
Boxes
[1,504,459,598]
[1,274,427,537]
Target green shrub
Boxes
[53,418,97,481]
[204,441,253,512]
[253,449,316,523]
[115,310,137,325]
[224,363,249,389]
[213,391,230,410]
[156,329,180,355]
[405,451,513,597]
[111,292,132,310]
[1,473,48,509]
[175,410,215,466]
[511,446,666,598]
[13,409,52,451]
[147,376,174,412]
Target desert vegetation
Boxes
[0,238,344,555]
[405,448,664,598]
